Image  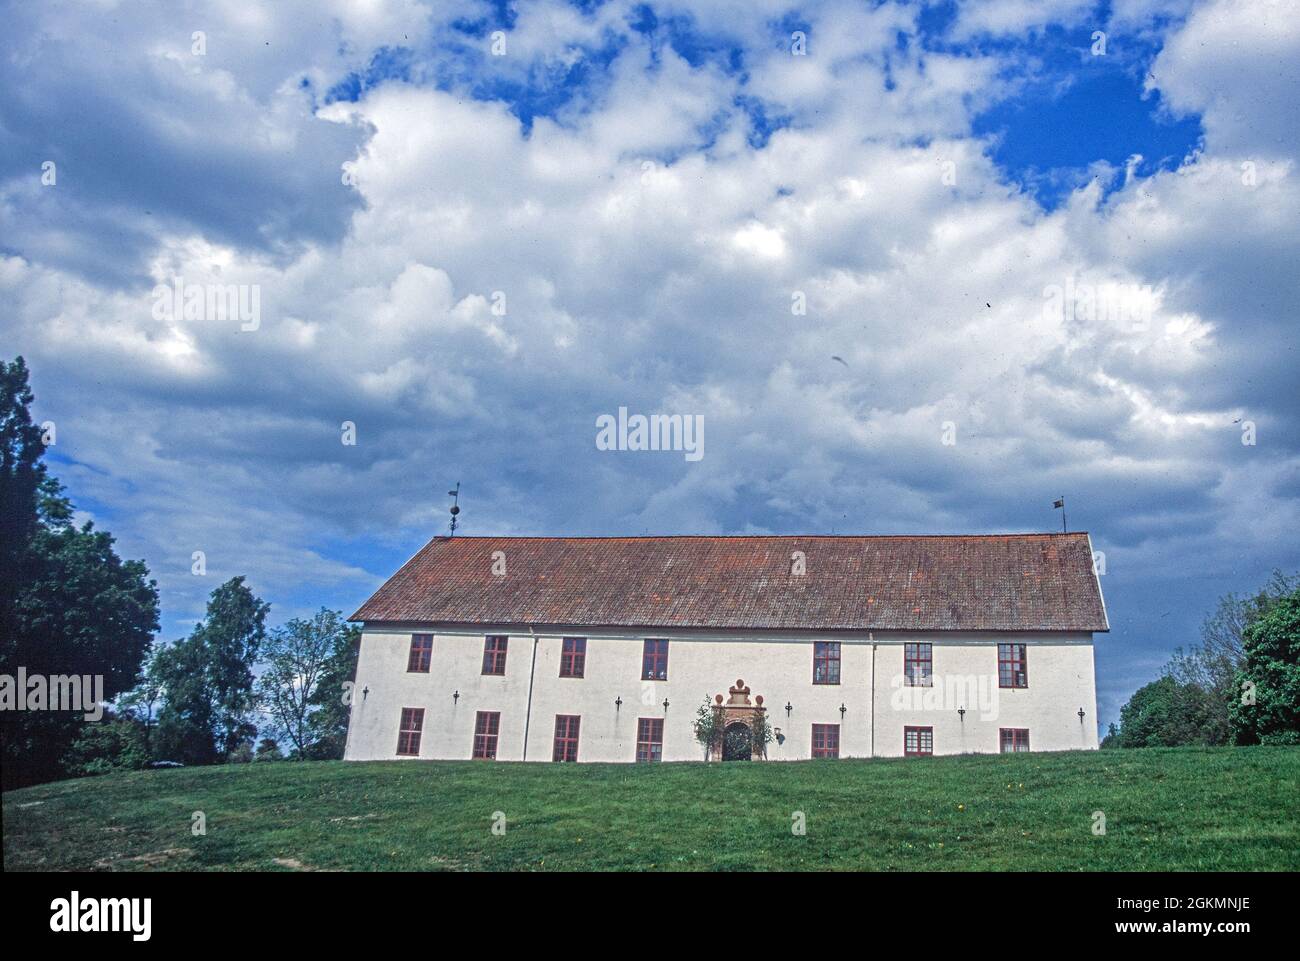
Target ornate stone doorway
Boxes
[722,722,753,761]
[707,679,768,761]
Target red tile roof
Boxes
[352,534,1108,633]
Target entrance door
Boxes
[722,722,752,761]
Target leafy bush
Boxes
[62,716,150,777]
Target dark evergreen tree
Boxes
[0,358,159,788]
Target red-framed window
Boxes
[636,717,664,762]
[396,707,424,756]
[1000,728,1030,753]
[904,725,933,756]
[642,639,669,681]
[813,641,841,685]
[552,715,580,762]
[904,642,932,687]
[407,633,433,673]
[482,635,508,676]
[998,643,1028,689]
[811,723,840,759]
[560,637,586,678]
[473,711,500,759]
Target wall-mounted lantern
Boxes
[1077,707,1086,724]
[785,701,793,719]
[615,696,622,712]
[839,703,847,720]
[452,690,459,704]
[957,706,965,722]
[662,698,670,711]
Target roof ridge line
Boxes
[416,532,1092,540]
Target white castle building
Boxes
[344,534,1107,763]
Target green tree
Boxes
[1229,588,1300,745]
[1108,570,1299,750]
[254,737,282,761]
[1107,676,1211,748]
[227,739,255,764]
[692,697,725,760]
[153,577,269,765]
[1,357,160,788]
[749,709,774,759]
[256,608,355,757]
[1167,570,1299,744]
[0,357,45,624]
[200,576,269,757]
[152,635,219,764]
[118,644,166,756]
[302,617,360,759]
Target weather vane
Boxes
[448,482,461,536]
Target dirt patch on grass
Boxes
[428,854,470,870]
[94,847,193,870]
[272,856,341,871]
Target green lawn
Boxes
[4,746,1297,871]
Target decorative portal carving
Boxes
[708,679,768,761]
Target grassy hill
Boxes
[4,746,1297,871]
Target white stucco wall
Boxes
[344,625,1099,763]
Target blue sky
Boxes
[3,0,1298,730]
